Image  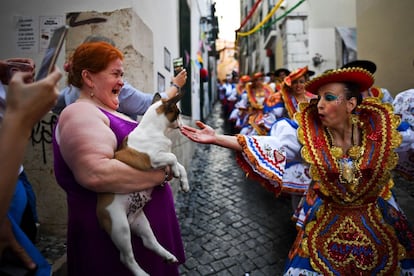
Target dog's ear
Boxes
[152,93,162,104]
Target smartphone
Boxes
[173,57,183,77]
[35,25,69,81]
[6,61,33,83]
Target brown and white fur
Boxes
[96,92,189,276]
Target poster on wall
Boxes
[14,16,38,53]
[39,16,64,52]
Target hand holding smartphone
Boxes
[173,57,184,77]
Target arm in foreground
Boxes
[0,69,62,270]
[0,69,61,221]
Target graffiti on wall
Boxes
[31,114,58,164]
[67,12,107,27]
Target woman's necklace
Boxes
[325,122,364,192]
[294,93,306,103]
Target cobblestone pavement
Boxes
[175,101,414,276]
[176,102,298,275]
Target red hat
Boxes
[283,66,309,87]
[305,67,374,94]
[240,75,251,83]
[253,72,264,80]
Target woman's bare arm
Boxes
[57,102,166,193]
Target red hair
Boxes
[67,41,123,87]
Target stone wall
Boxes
[24,113,67,236]
[65,8,154,92]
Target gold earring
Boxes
[350,114,359,125]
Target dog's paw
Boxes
[181,180,190,192]
[164,254,178,264]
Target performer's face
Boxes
[316,82,353,128]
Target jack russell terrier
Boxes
[96,91,189,276]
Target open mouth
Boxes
[112,89,120,95]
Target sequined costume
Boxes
[236,97,414,275]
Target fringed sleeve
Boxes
[235,119,303,197]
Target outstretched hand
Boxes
[180,121,217,144]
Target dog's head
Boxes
[151,90,184,129]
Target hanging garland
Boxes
[237,0,285,37]
[235,0,263,32]
[261,0,306,30]
[236,0,306,39]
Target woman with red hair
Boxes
[52,42,185,275]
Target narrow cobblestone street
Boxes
[176,102,297,275]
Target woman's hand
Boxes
[162,165,174,183]
[171,69,187,88]
[181,121,217,144]
[166,69,187,98]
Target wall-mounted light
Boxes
[312,53,325,67]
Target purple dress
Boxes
[52,108,185,276]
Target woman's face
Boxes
[290,76,306,96]
[89,58,124,110]
[252,77,263,87]
[316,82,353,128]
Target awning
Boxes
[336,27,356,52]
